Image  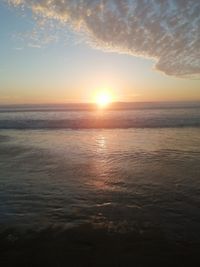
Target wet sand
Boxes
[1,224,200,267]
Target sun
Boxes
[95,91,112,108]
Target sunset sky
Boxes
[0,0,199,104]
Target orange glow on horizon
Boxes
[93,89,113,108]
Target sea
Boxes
[0,101,200,245]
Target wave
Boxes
[1,104,200,130]
[0,118,200,129]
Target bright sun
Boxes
[95,91,112,108]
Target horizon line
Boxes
[1,100,200,107]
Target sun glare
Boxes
[95,91,112,108]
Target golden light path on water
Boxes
[91,133,111,190]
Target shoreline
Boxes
[1,223,200,267]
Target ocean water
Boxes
[0,102,200,243]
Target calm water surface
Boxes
[0,104,200,242]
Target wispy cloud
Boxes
[13,47,24,50]
[7,0,200,78]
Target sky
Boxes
[0,0,199,104]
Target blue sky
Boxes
[0,1,199,104]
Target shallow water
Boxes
[0,104,200,243]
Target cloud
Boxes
[7,0,200,78]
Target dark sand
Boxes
[1,224,200,267]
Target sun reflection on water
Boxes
[97,134,107,152]
[89,133,112,190]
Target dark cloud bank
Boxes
[8,0,200,78]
